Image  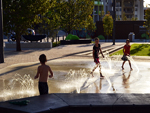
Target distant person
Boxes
[34,54,53,95]
[90,37,105,78]
[121,39,133,70]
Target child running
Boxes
[91,37,105,78]
[34,54,53,95]
[121,39,133,70]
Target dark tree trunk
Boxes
[16,35,21,51]
[0,0,4,63]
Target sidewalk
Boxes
[0,42,124,70]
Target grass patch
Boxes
[111,44,150,56]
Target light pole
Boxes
[0,0,4,63]
[113,0,116,45]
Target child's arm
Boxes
[49,66,53,78]
[34,67,40,79]
[123,47,125,55]
[100,47,104,58]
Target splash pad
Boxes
[0,54,149,102]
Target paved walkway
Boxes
[0,42,124,69]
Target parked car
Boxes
[10,28,35,41]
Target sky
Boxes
[144,0,150,7]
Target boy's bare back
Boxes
[35,64,53,82]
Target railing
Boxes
[124,4,133,7]
[124,11,133,13]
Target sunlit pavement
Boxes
[0,58,150,101]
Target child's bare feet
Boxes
[100,73,104,78]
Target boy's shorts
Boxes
[95,58,100,64]
[121,55,129,61]
[38,82,48,95]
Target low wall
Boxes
[5,42,52,48]
[0,94,150,113]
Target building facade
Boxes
[116,0,144,20]
[93,0,144,22]
[93,0,104,22]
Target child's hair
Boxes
[95,37,99,41]
[126,39,130,43]
[39,54,47,64]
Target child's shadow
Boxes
[122,71,131,88]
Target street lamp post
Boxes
[0,0,4,63]
[113,0,116,45]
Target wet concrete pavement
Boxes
[0,59,150,102]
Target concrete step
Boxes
[0,93,150,113]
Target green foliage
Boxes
[145,8,150,35]
[55,0,94,34]
[86,34,91,39]
[98,35,105,40]
[53,41,60,47]
[86,15,96,32]
[99,10,105,20]
[86,15,96,37]
[122,12,127,21]
[38,1,60,42]
[65,34,79,40]
[3,0,54,51]
[117,16,120,21]
[102,13,113,37]
[71,35,80,40]
[131,17,138,21]
[65,34,73,40]
[141,33,149,39]
[111,44,150,56]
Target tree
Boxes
[131,17,138,21]
[3,0,54,51]
[0,0,4,63]
[145,8,150,36]
[99,10,105,21]
[86,15,96,38]
[38,4,61,43]
[102,13,113,42]
[122,12,127,21]
[117,15,120,21]
[56,0,94,34]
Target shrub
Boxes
[53,41,60,47]
[70,35,80,40]
[65,34,72,40]
[141,33,149,39]
[98,35,105,40]
[65,34,79,40]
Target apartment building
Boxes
[116,0,144,20]
[93,0,104,22]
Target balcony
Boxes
[94,1,103,5]
[124,11,133,14]
[124,3,134,7]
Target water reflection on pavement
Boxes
[0,59,150,101]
